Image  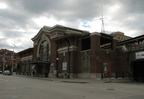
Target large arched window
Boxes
[81,54,90,73]
[39,41,49,61]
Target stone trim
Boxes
[21,55,32,61]
[90,32,101,36]
[37,34,51,57]
[57,45,78,53]
[69,45,78,51]
[50,32,64,39]
[57,46,68,53]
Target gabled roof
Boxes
[49,25,90,35]
[48,25,90,40]
[17,48,33,54]
[32,26,52,41]
[31,25,90,41]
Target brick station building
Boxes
[17,48,33,75]
[117,35,144,82]
[19,25,129,79]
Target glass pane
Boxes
[39,41,49,61]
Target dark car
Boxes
[3,70,11,75]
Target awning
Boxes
[29,60,50,65]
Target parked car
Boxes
[3,70,11,75]
[0,70,2,74]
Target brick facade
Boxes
[16,26,132,80]
[0,49,20,72]
[17,48,33,75]
[26,25,129,79]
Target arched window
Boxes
[81,54,90,73]
[39,41,49,61]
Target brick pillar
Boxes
[33,45,37,60]
[112,38,117,51]
[90,33,101,73]
[90,33,101,51]
[67,38,79,78]
[68,50,78,78]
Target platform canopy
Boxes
[29,60,50,65]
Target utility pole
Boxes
[11,52,14,75]
[11,44,15,75]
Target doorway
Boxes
[133,61,144,82]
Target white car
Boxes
[0,70,2,74]
[3,70,11,75]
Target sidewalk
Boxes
[14,74,133,84]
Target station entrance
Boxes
[133,60,144,82]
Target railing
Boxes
[101,72,130,79]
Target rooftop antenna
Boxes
[100,0,105,33]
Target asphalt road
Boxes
[0,74,144,99]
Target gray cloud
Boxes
[20,0,103,20]
[0,0,144,52]
[121,0,144,14]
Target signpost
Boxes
[136,51,144,59]
[103,62,111,82]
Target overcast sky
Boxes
[0,0,144,52]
